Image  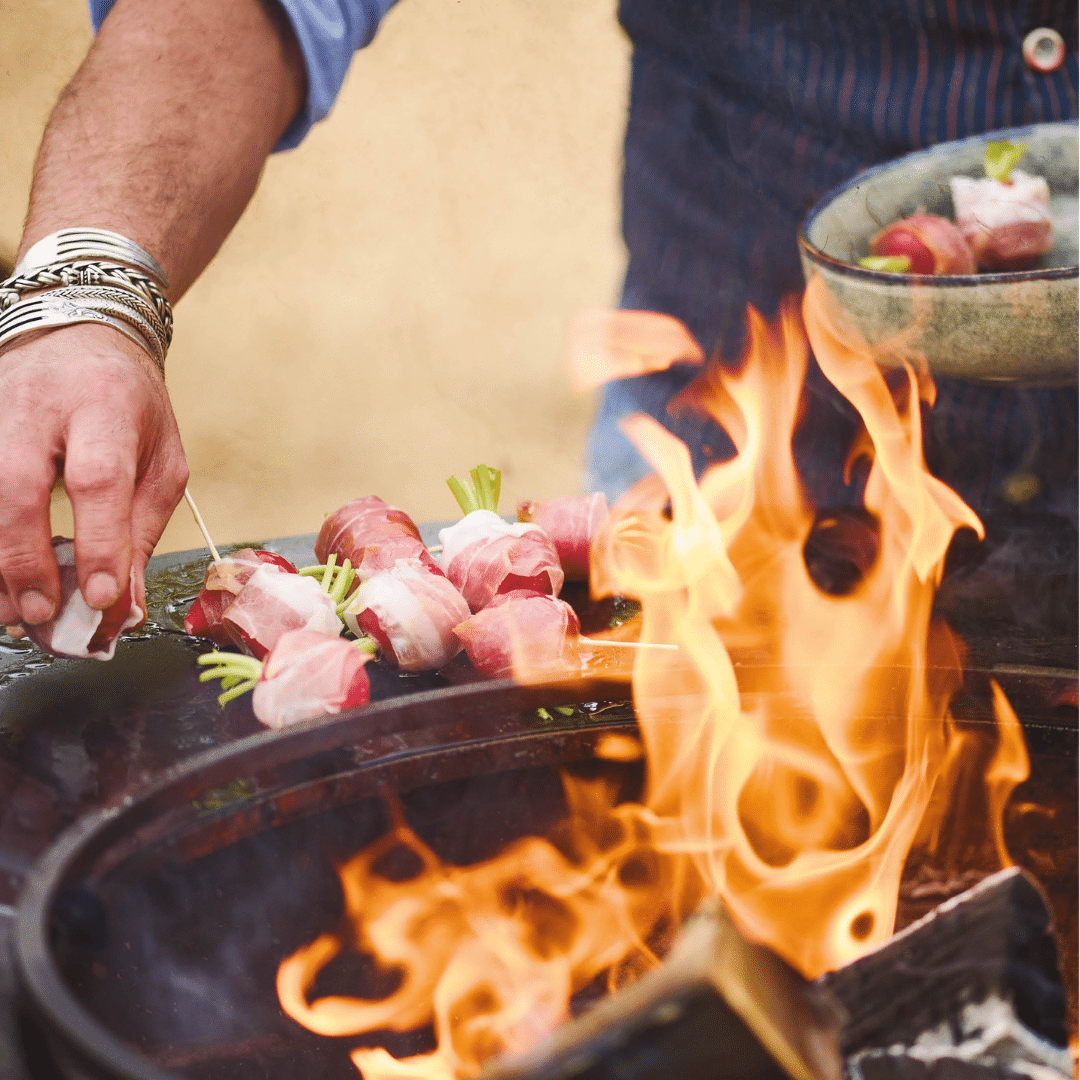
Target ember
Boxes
[275,282,1039,1077]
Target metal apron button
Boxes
[1022,27,1066,73]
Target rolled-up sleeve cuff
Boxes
[87,0,400,152]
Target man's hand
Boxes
[0,0,306,627]
[0,323,188,625]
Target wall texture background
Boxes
[0,0,630,550]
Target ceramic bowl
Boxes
[799,122,1078,383]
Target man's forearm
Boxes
[20,0,307,297]
[0,0,307,631]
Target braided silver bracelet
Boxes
[0,230,172,373]
[0,260,173,346]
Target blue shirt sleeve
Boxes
[87,0,400,151]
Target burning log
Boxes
[820,866,1072,1080]
[483,897,845,1080]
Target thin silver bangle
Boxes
[16,229,168,287]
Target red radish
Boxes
[19,538,144,661]
[222,566,342,660]
[251,630,372,728]
[453,590,580,680]
[342,557,470,673]
[184,549,296,645]
[315,496,433,582]
[869,212,976,275]
[439,511,564,613]
[517,492,608,581]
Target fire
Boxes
[276,276,1031,1077]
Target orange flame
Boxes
[601,279,987,975]
[277,278,1032,1076]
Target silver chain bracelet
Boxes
[0,260,173,346]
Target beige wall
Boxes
[0,0,630,551]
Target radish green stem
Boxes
[447,464,502,516]
[447,476,478,516]
[320,553,337,590]
[298,565,327,577]
[197,651,264,707]
[355,636,377,654]
[218,679,259,707]
[985,139,1026,181]
[329,560,354,604]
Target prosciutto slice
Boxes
[315,496,434,581]
[869,212,976,275]
[439,510,564,613]
[19,538,143,661]
[950,171,1053,269]
[184,549,296,646]
[252,629,372,729]
[453,590,580,681]
[222,566,343,660]
[342,557,470,673]
[516,492,608,581]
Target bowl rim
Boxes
[798,121,1080,287]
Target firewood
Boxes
[483,898,845,1080]
[820,867,1071,1080]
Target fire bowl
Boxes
[13,680,641,1080]
[798,122,1079,383]
[12,677,1077,1080]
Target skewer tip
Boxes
[183,487,221,563]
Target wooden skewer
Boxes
[583,638,679,651]
[183,487,221,563]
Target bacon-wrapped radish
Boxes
[198,629,373,728]
[184,548,297,646]
[866,212,976,275]
[950,154,1052,270]
[315,496,434,582]
[221,565,343,660]
[453,590,580,681]
[16,538,144,661]
[342,557,470,673]
[440,465,564,612]
[517,492,608,581]
[949,142,1052,270]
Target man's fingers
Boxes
[0,447,59,624]
[130,439,190,578]
[0,590,20,625]
[66,410,140,609]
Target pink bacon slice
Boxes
[950,171,1053,270]
[222,566,343,660]
[453,590,580,681]
[184,549,296,646]
[252,629,372,729]
[516,492,609,581]
[315,496,434,582]
[342,557,470,673]
[19,538,144,661]
[439,510,564,613]
[869,212,976,275]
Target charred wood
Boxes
[820,867,1071,1080]
[483,898,845,1080]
